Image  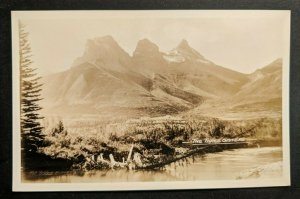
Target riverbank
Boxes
[23,116,282,171]
[22,147,282,182]
[236,161,282,179]
[24,139,273,172]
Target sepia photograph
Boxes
[12,10,290,191]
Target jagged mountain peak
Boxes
[174,39,205,60]
[93,35,116,42]
[72,35,131,70]
[163,39,205,63]
[177,39,190,49]
[137,38,157,46]
[84,35,122,52]
[133,38,160,56]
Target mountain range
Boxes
[41,35,282,119]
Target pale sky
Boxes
[13,11,290,75]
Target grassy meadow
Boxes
[35,114,282,170]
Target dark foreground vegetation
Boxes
[22,116,282,171]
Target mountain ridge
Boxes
[41,35,282,119]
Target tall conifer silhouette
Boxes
[19,21,44,152]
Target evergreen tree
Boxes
[19,21,44,153]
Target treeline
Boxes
[34,116,281,170]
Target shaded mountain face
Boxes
[132,39,248,98]
[132,39,168,76]
[190,58,283,119]
[230,58,282,109]
[72,36,132,72]
[42,36,205,117]
[162,39,248,98]
[41,36,282,118]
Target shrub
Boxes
[60,137,71,148]
[51,121,68,136]
[73,136,83,144]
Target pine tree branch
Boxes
[21,73,38,78]
[21,106,43,112]
[20,61,34,68]
[22,93,41,98]
[22,97,43,103]
[22,86,43,93]
[19,20,45,152]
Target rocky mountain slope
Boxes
[189,59,282,119]
[41,36,282,119]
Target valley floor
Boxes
[23,114,282,172]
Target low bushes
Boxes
[35,116,281,170]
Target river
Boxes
[22,146,282,183]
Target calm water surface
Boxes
[23,147,282,183]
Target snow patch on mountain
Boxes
[163,50,186,63]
